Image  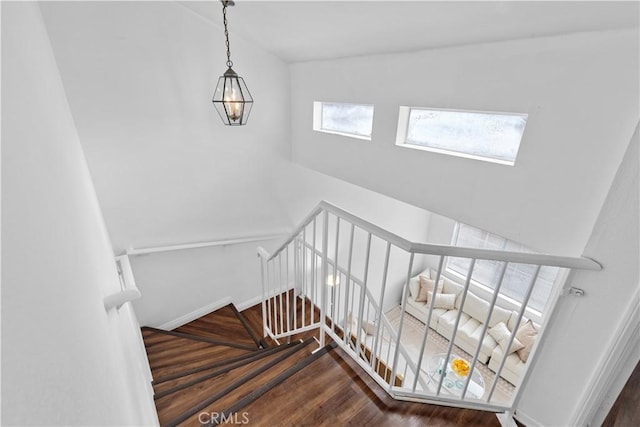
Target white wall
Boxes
[130,238,280,327]
[39,1,292,253]
[1,3,156,425]
[272,163,433,312]
[291,28,639,256]
[38,1,294,326]
[272,162,432,244]
[131,162,435,327]
[37,2,437,327]
[516,124,639,426]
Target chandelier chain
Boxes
[222,2,233,68]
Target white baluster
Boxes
[390,252,415,392]
[319,210,329,347]
[412,256,445,392]
[486,265,541,403]
[436,259,476,397]
[371,242,391,370]
[461,261,508,400]
[343,223,355,347]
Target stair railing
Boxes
[257,200,601,414]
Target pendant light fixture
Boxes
[212,0,253,126]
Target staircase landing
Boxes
[141,302,500,427]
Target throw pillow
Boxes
[361,319,377,335]
[488,321,525,354]
[409,268,433,300]
[508,311,529,332]
[348,317,368,343]
[416,276,444,302]
[428,292,456,310]
[409,278,420,300]
[515,319,538,362]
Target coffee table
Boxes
[426,353,485,399]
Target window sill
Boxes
[396,142,515,166]
[314,128,372,141]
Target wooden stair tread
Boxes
[197,339,315,418]
[144,301,500,427]
[152,341,302,396]
[225,345,500,427]
[143,331,178,347]
[142,326,256,351]
[209,343,337,427]
[237,304,276,348]
[174,305,257,348]
[149,344,251,379]
[146,336,222,360]
[147,340,247,369]
[228,304,262,347]
[151,345,286,386]
[159,338,315,427]
[144,333,202,353]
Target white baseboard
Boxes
[570,288,640,426]
[236,294,264,312]
[158,296,232,330]
[236,286,300,312]
[513,409,543,427]
[153,293,263,331]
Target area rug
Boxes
[385,305,515,405]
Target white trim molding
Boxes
[236,294,265,312]
[570,288,640,426]
[154,293,269,330]
[156,297,232,330]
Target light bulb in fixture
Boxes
[222,70,244,122]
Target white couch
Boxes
[404,269,534,385]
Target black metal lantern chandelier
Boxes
[212,0,253,126]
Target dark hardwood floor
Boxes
[142,299,501,427]
[175,304,259,348]
[228,338,499,427]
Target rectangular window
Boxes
[313,102,374,140]
[396,106,527,165]
[446,223,558,313]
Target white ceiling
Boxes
[180,0,640,63]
